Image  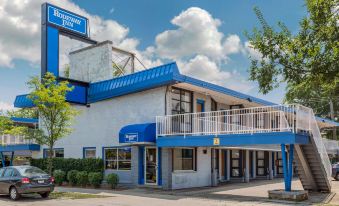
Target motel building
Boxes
[1,3,339,192]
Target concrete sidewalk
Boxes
[53,178,335,205]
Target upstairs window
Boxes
[171,87,192,114]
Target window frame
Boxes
[83,147,96,159]
[172,147,197,172]
[43,148,64,158]
[103,147,132,171]
[171,87,193,114]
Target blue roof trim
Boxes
[316,116,339,127]
[88,62,179,103]
[11,117,38,124]
[14,94,34,108]
[0,144,40,152]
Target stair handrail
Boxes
[295,105,332,182]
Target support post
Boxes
[245,150,250,182]
[287,144,294,191]
[281,144,290,191]
[269,151,273,180]
[252,151,256,179]
[9,151,14,166]
[226,150,230,181]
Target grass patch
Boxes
[50,192,109,200]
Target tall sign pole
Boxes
[41,3,97,105]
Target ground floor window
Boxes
[83,147,96,158]
[43,148,64,158]
[173,148,196,171]
[104,147,131,170]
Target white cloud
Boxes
[154,7,224,60]
[178,55,231,84]
[0,101,14,111]
[223,35,243,55]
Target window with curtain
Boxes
[173,148,196,171]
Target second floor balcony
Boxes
[156,104,312,138]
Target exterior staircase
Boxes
[294,108,332,192]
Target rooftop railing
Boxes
[0,134,34,145]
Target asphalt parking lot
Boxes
[0,178,337,206]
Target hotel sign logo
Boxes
[125,133,138,143]
[47,5,88,36]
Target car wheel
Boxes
[40,192,50,198]
[336,173,339,181]
[9,187,20,201]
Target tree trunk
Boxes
[47,145,54,175]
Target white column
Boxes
[245,150,250,182]
[226,149,230,181]
[252,151,256,179]
[269,151,273,180]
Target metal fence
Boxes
[156,105,301,137]
[1,134,33,145]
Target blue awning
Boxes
[119,123,156,144]
[0,144,40,152]
[11,117,38,124]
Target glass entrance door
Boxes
[145,147,157,185]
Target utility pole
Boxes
[330,99,336,140]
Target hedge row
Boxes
[30,158,104,173]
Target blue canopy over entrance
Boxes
[119,123,156,144]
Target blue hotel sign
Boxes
[125,133,138,143]
[47,5,88,36]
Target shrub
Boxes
[67,170,78,186]
[76,171,88,187]
[30,158,104,174]
[88,172,103,188]
[53,170,65,186]
[106,173,119,189]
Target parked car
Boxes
[0,166,54,200]
[332,163,339,180]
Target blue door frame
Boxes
[197,99,205,112]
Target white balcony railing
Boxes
[156,104,311,137]
[1,134,34,145]
[156,104,332,182]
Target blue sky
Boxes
[0,0,306,110]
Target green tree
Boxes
[27,72,79,174]
[245,0,339,119]
[7,108,38,119]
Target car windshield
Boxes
[19,167,47,177]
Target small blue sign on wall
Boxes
[47,5,88,36]
[125,133,138,143]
